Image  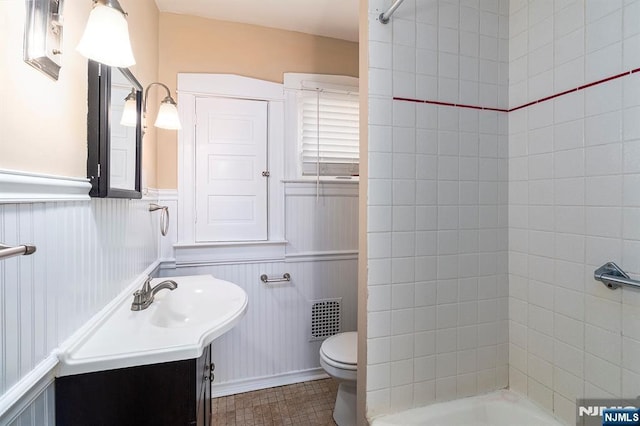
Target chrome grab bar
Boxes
[0,243,36,261]
[149,203,169,236]
[594,262,640,290]
[260,273,291,284]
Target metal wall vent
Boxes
[310,298,341,341]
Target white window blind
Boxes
[299,90,359,176]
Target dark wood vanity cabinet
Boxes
[55,346,212,426]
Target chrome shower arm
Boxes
[379,0,406,24]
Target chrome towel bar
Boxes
[260,273,291,284]
[594,262,640,290]
[0,243,36,261]
[149,203,169,236]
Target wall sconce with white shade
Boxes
[77,0,135,68]
[120,82,182,131]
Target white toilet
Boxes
[319,331,357,426]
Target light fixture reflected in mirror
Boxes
[120,89,137,126]
[77,0,135,68]
[120,82,182,131]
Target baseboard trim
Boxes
[211,368,329,398]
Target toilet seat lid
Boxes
[321,331,357,366]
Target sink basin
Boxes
[57,275,248,376]
[150,280,245,328]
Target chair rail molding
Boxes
[0,169,91,203]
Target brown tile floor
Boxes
[211,378,339,426]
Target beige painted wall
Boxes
[157,12,359,189]
[0,0,159,187]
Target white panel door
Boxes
[195,97,268,241]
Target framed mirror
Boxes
[87,60,143,198]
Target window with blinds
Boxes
[299,90,359,177]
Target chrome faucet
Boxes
[131,277,178,311]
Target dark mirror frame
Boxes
[87,60,143,199]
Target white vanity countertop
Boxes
[57,275,248,376]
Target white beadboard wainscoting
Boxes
[0,170,160,425]
[159,258,358,397]
[161,182,360,265]
[284,181,359,255]
[158,181,359,396]
[2,177,358,423]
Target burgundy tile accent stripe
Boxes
[393,97,509,112]
[393,67,640,113]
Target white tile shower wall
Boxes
[367,0,510,418]
[0,198,159,422]
[508,1,640,424]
